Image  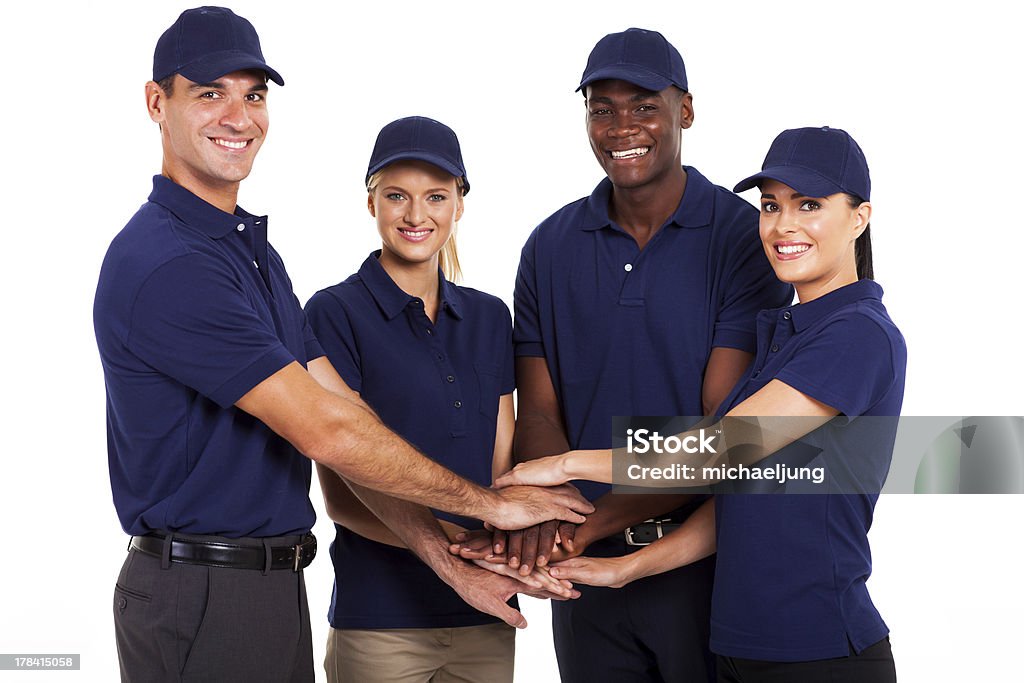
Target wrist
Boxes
[561,451,582,482]
[616,553,643,586]
[475,487,506,529]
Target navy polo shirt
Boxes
[514,167,793,501]
[305,252,515,629]
[94,176,323,538]
[712,279,907,662]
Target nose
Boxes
[220,96,253,131]
[608,112,640,139]
[404,198,426,226]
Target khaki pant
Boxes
[325,622,514,683]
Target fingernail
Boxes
[494,544,503,554]
[455,532,468,541]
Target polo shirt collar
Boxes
[148,175,259,239]
[580,165,715,231]
[788,279,884,332]
[358,251,464,321]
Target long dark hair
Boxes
[846,194,873,280]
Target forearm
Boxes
[618,497,717,583]
[576,492,695,546]
[513,412,570,462]
[347,481,465,579]
[242,363,502,521]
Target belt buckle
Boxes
[292,535,316,572]
[624,519,665,547]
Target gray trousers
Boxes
[113,534,314,682]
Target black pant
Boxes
[552,537,716,683]
[717,636,896,683]
[113,533,314,682]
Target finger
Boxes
[536,520,559,567]
[531,569,573,598]
[519,524,542,575]
[506,529,524,569]
[493,601,528,629]
[455,531,469,541]
[558,522,577,553]
[491,528,507,555]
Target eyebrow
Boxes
[381,186,452,194]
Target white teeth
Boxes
[610,147,650,159]
[212,138,248,149]
[777,244,810,255]
[400,229,430,237]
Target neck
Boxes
[794,269,859,304]
[377,249,442,320]
[161,165,240,215]
[608,165,687,249]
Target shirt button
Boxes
[753,370,761,377]
[412,299,423,307]
[236,223,245,232]
[624,263,633,272]
[446,375,455,383]
[454,400,462,408]
[436,353,444,361]
[783,311,792,320]
[426,329,433,336]
[770,344,780,352]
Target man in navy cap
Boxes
[509,28,793,681]
[94,7,591,681]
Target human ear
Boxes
[852,202,872,239]
[367,192,376,218]
[455,195,464,222]
[679,91,694,130]
[145,81,167,124]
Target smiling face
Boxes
[585,79,692,190]
[146,70,268,208]
[369,159,463,274]
[759,179,871,302]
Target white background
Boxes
[1,1,1022,680]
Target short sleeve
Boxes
[127,254,296,408]
[774,315,897,419]
[295,295,325,363]
[513,229,545,358]
[713,230,793,352]
[498,301,515,394]
[304,290,363,394]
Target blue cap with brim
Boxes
[154,7,284,86]
[366,117,470,195]
[577,28,687,94]
[733,126,871,201]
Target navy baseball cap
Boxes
[577,28,687,94]
[366,117,470,194]
[153,6,284,87]
[734,126,871,200]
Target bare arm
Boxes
[549,498,717,588]
[702,348,754,417]
[235,358,592,529]
[503,357,574,571]
[496,380,839,488]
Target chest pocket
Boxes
[474,363,503,419]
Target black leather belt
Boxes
[624,519,681,546]
[130,533,316,571]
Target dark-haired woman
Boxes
[496,126,906,682]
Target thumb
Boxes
[496,603,528,629]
